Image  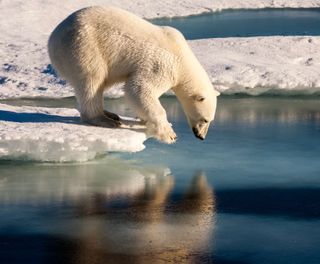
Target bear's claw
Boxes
[104,110,120,121]
[84,115,122,128]
[151,123,177,144]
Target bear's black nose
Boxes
[192,127,204,140]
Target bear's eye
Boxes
[203,119,209,123]
[192,95,206,102]
[196,96,205,102]
[192,95,205,102]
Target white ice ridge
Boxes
[0,103,146,162]
[190,36,320,95]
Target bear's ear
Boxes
[213,89,220,96]
[193,95,205,102]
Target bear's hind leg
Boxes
[76,82,121,128]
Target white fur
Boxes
[48,6,219,143]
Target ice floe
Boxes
[191,36,320,95]
[0,103,146,162]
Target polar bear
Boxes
[48,6,219,144]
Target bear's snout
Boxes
[192,127,205,140]
[192,120,210,141]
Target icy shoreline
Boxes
[0,104,146,162]
[1,1,320,42]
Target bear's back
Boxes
[69,7,164,45]
[54,6,188,56]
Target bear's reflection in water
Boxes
[0,161,215,263]
[69,173,215,263]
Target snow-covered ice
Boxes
[190,36,320,95]
[0,103,146,162]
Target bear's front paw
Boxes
[147,122,177,144]
[158,127,177,144]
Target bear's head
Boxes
[175,82,220,141]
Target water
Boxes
[1,97,320,263]
[151,8,320,39]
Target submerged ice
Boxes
[0,159,171,203]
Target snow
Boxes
[190,36,320,95]
[0,103,146,162]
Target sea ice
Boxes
[0,103,146,162]
[191,36,320,95]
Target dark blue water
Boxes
[1,97,320,264]
[151,8,320,39]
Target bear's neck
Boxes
[174,65,208,97]
[172,44,210,98]
[173,80,196,98]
